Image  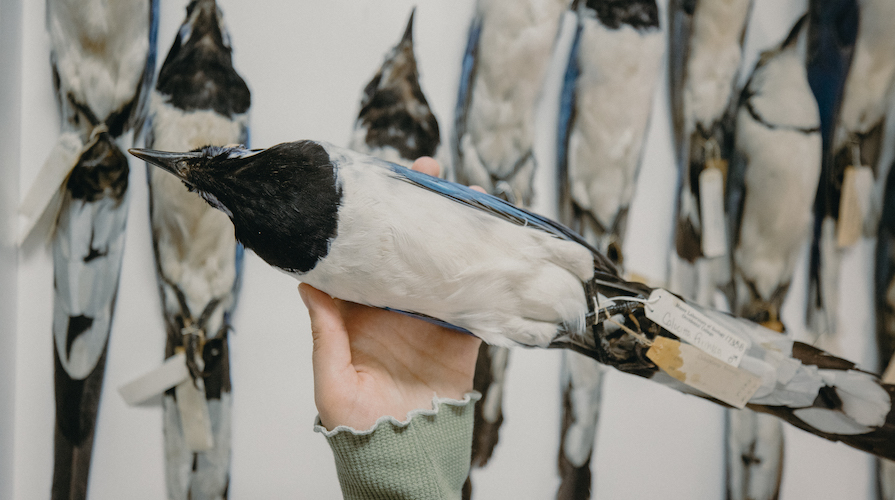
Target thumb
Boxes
[299,283,353,394]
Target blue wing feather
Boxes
[453,13,483,167]
[557,18,582,201]
[382,160,615,272]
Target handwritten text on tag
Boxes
[644,289,748,367]
[647,336,762,409]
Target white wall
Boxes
[7,0,879,499]
[0,0,22,498]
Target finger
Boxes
[411,156,440,177]
[299,283,354,391]
[470,185,486,194]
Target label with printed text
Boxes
[644,289,748,367]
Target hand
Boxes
[299,156,482,431]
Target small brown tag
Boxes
[647,336,762,408]
[699,166,728,258]
[837,165,873,248]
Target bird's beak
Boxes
[402,8,415,44]
[129,148,202,179]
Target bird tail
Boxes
[725,409,784,500]
[469,344,509,468]
[562,275,895,460]
[556,350,605,500]
[52,343,107,500]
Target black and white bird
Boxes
[877,158,895,500]
[807,0,895,348]
[452,0,567,478]
[143,1,249,499]
[667,0,752,307]
[133,140,895,463]
[452,0,567,205]
[349,8,439,166]
[555,0,663,497]
[46,0,157,498]
[724,17,822,500]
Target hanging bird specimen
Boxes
[724,16,822,500]
[349,8,440,166]
[807,0,895,352]
[667,0,753,307]
[555,0,663,498]
[144,1,250,498]
[46,0,157,498]
[452,0,568,491]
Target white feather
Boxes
[560,350,606,467]
[683,0,752,133]
[566,10,664,230]
[460,0,567,200]
[47,0,150,124]
[297,143,593,347]
[149,95,247,329]
[52,191,129,379]
[733,34,821,303]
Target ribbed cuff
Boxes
[314,392,481,500]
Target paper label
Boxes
[118,352,190,405]
[882,351,895,385]
[175,378,215,452]
[18,132,84,246]
[647,336,762,408]
[837,165,873,248]
[644,289,749,366]
[698,166,728,258]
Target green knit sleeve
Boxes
[314,392,481,500]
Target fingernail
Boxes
[298,284,310,309]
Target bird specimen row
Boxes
[29,1,248,499]
[21,1,895,499]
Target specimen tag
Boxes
[175,378,215,452]
[118,352,190,405]
[837,165,873,248]
[882,352,895,385]
[647,336,762,409]
[18,131,84,245]
[698,165,728,258]
[644,289,748,367]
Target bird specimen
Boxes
[724,16,822,500]
[132,141,895,465]
[144,0,250,498]
[46,0,156,497]
[555,0,663,497]
[349,8,440,166]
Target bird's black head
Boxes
[157,0,250,117]
[131,141,341,273]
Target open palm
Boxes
[299,157,482,431]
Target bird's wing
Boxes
[667,0,694,160]
[383,160,617,272]
[451,12,482,178]
[51,136,129,500]
[556,17,581,230]
[130,0,159,140]
[877,161,895,381]
[805,0,859,337]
